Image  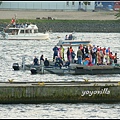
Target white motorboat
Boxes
[0,24,49,40]
[0,16,49,40]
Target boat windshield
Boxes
[20,29,38,34]
[4,27,38,34]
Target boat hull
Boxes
[74,65,120,75]
[12,61,120,75]
[4,33,49,40]
[57,40,91,46]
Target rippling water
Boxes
[0,32,120,118]
[1,103,120,119]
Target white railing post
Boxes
[41,60,44,74]
[22,56,25,70]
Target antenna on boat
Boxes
[14,14,17,20]
[14,14,17,23]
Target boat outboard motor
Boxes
[30,67,37,74]
[12,63,20,70]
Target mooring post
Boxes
[41,60,44,74]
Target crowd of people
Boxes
[52,44,119,68]
[33,43,119,69]
[77,44,118,66]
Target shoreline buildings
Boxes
[0,1,119,11]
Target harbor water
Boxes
[0,32,120,118]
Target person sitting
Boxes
[44,58,49,67]
[68,34,73,40]
[55,56,63,69]
[65,35,68,40]
[83,56,90,65]
[87,60,93,66]
[53,45,59,62]
[64,60,70,68]
[33,56,39,65]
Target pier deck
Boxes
[0,81,120,104]
[0,81,120,86]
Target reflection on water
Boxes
[0,32,120,118]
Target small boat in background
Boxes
[57,33,91,46]
[57,39,91,46]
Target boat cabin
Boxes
[4,24,39,35]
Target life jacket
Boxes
[85,57,90,61]
[109,54,115,59]
[69,48,73,53]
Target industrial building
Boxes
[0,1,119,11]
[0,1,95,11]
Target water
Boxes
[0,103,120,119]
[0,32,120,118]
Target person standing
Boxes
[40,54,44,65]
[67,47,70,62]
[106,47,110,65]
[53,45,59,62]
[59,45,65,61]
[114,53,118,64]
[69,46,73,62]
[71,50,76,63]
[85,45,89,57]
[65,35,68,40]
[77,48,83,64]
